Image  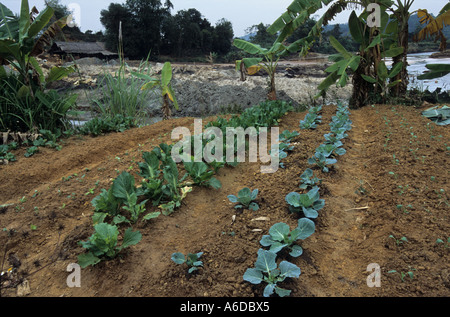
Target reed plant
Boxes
[91,22,155,126]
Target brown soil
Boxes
[0,104,449,298]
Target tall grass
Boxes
[0,74,77,133]
[91,22,155,126]
[91,59,155,126]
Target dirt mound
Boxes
[63,61,351,118]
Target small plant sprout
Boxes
[436,237,450,248]
[227,187,259,211]
[260,218,315,257]
[171,252,203,274]
[243,249,301,297]
[389,235,408,246]
[388,267,416,282]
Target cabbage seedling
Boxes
[315,141,346,158]
[260,218,315,257]
[78,223,142,268]
[171,252,203,273]
[300,113,321,130]
[183,161,222,189]
[285,187,325,219]
[243,249,300,297]
[299,168,321,190]
[228,187,259,211]
[279,130,299,142]
[308,151,337,173]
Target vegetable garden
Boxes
[0,0,449,298]
[1,100,448,297]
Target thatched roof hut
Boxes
[49,41,118,60]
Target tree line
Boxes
[99,0,233,60]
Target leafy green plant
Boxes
[233,39,286,100]
[78,223,142,268]
[133,61,179,120]
[24,146,39,157]
[323,131,347,144]
[137,150,164,203]
[243,249,301,297]
[0,144,16,163]
[279,130,299,142]
[308,151,337,173]
[285,186,325,219]
[329,115,352,133]
[299,168,321,190]
[260,218,315,257]
[315,141,347,158]
[183,161,222,189]
[299,112,321,130]
[171,252,203,274]
[91,187,121,215]
[112,171,157,223]
[77,114,136,136]
[91,171,161,224]
[228,187,259,211]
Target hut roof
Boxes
[51,41,117,57]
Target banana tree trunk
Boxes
[390,19,409,98]
[350,53,372,109]
[267,72,277,100]
[162,94,172,120]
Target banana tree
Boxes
[414,2,450,52]
[387,1,415,97]
[267,0,407,108]
[316,7,404,107]
[233,39,287,101]
[0,0,74,93]
[361,60,404,103]
[133,62,179,120]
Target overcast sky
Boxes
[2,0,448,37]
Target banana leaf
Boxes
[421,105,450,126]
[418,64,450,80]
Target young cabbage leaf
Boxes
[260,218,315,257]
[285,187,325,219]
[228,187,259,211]
[78,223,141,268]
[243,249,300,297]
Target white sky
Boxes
[2,0,448,37]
